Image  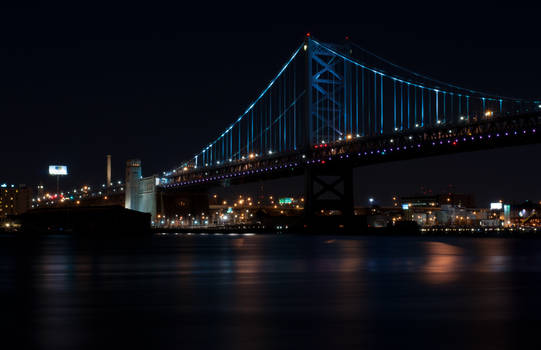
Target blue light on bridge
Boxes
[163,36,540,181]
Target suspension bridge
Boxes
[159,34,541,223]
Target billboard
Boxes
[49,165,68,175]
[490,202,503,210]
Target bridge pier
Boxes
[303,165,354,230]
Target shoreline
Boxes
[1,225,539,238]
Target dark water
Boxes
[2,233,541,349]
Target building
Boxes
[124,159,158,221]
[511,201,541,228]
[0,184,32,218]
[400,193,475,209]
[137,175,158,219]
[125,159,142,210]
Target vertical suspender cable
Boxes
[368,71,371,136]
[269,91,272,152]
[400,83,404,130]
[349,64,353,134]
[294,62,297,149]
[361,68,364,136]
[380,74,383,134]
[450,93,453,123]
[374,71,377,135]
[336,66,340,137]
[482,97,486,116]
[436,90,439,123]
[356,66,359,135]
[443,92,446,122]
[407,84,410,128]
[344,59,347,136]
[393,80,396,131]
[421,88,424,126]
[414,87,417,126]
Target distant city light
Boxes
[279,197,294,205]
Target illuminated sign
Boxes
[490,202,503,210]
[49,165,68,175]
[402,204,409,210]
[279,197,294,205]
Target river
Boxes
[1,233,540,349]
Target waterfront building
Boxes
[400,193,475,209]
[124,159,159,221]
[0,184,31,218]
[511,201,541,228]
[125,159,142,210]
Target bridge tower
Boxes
[303,35,354,226]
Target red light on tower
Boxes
[306,32,311,37]
[345,36,349,40]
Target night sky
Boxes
[1,3,540,206]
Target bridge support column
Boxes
[303,166,354,230]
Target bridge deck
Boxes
[160,112,540,191]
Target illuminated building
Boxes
[124,159,158,220]
[400,193,475,209]
[125,159,142,210]
[0,184,31,218]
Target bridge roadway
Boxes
[161,112,540,191]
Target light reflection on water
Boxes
[422,241,464,284]
[1,234,541,349]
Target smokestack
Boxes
[106,155,112,187]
